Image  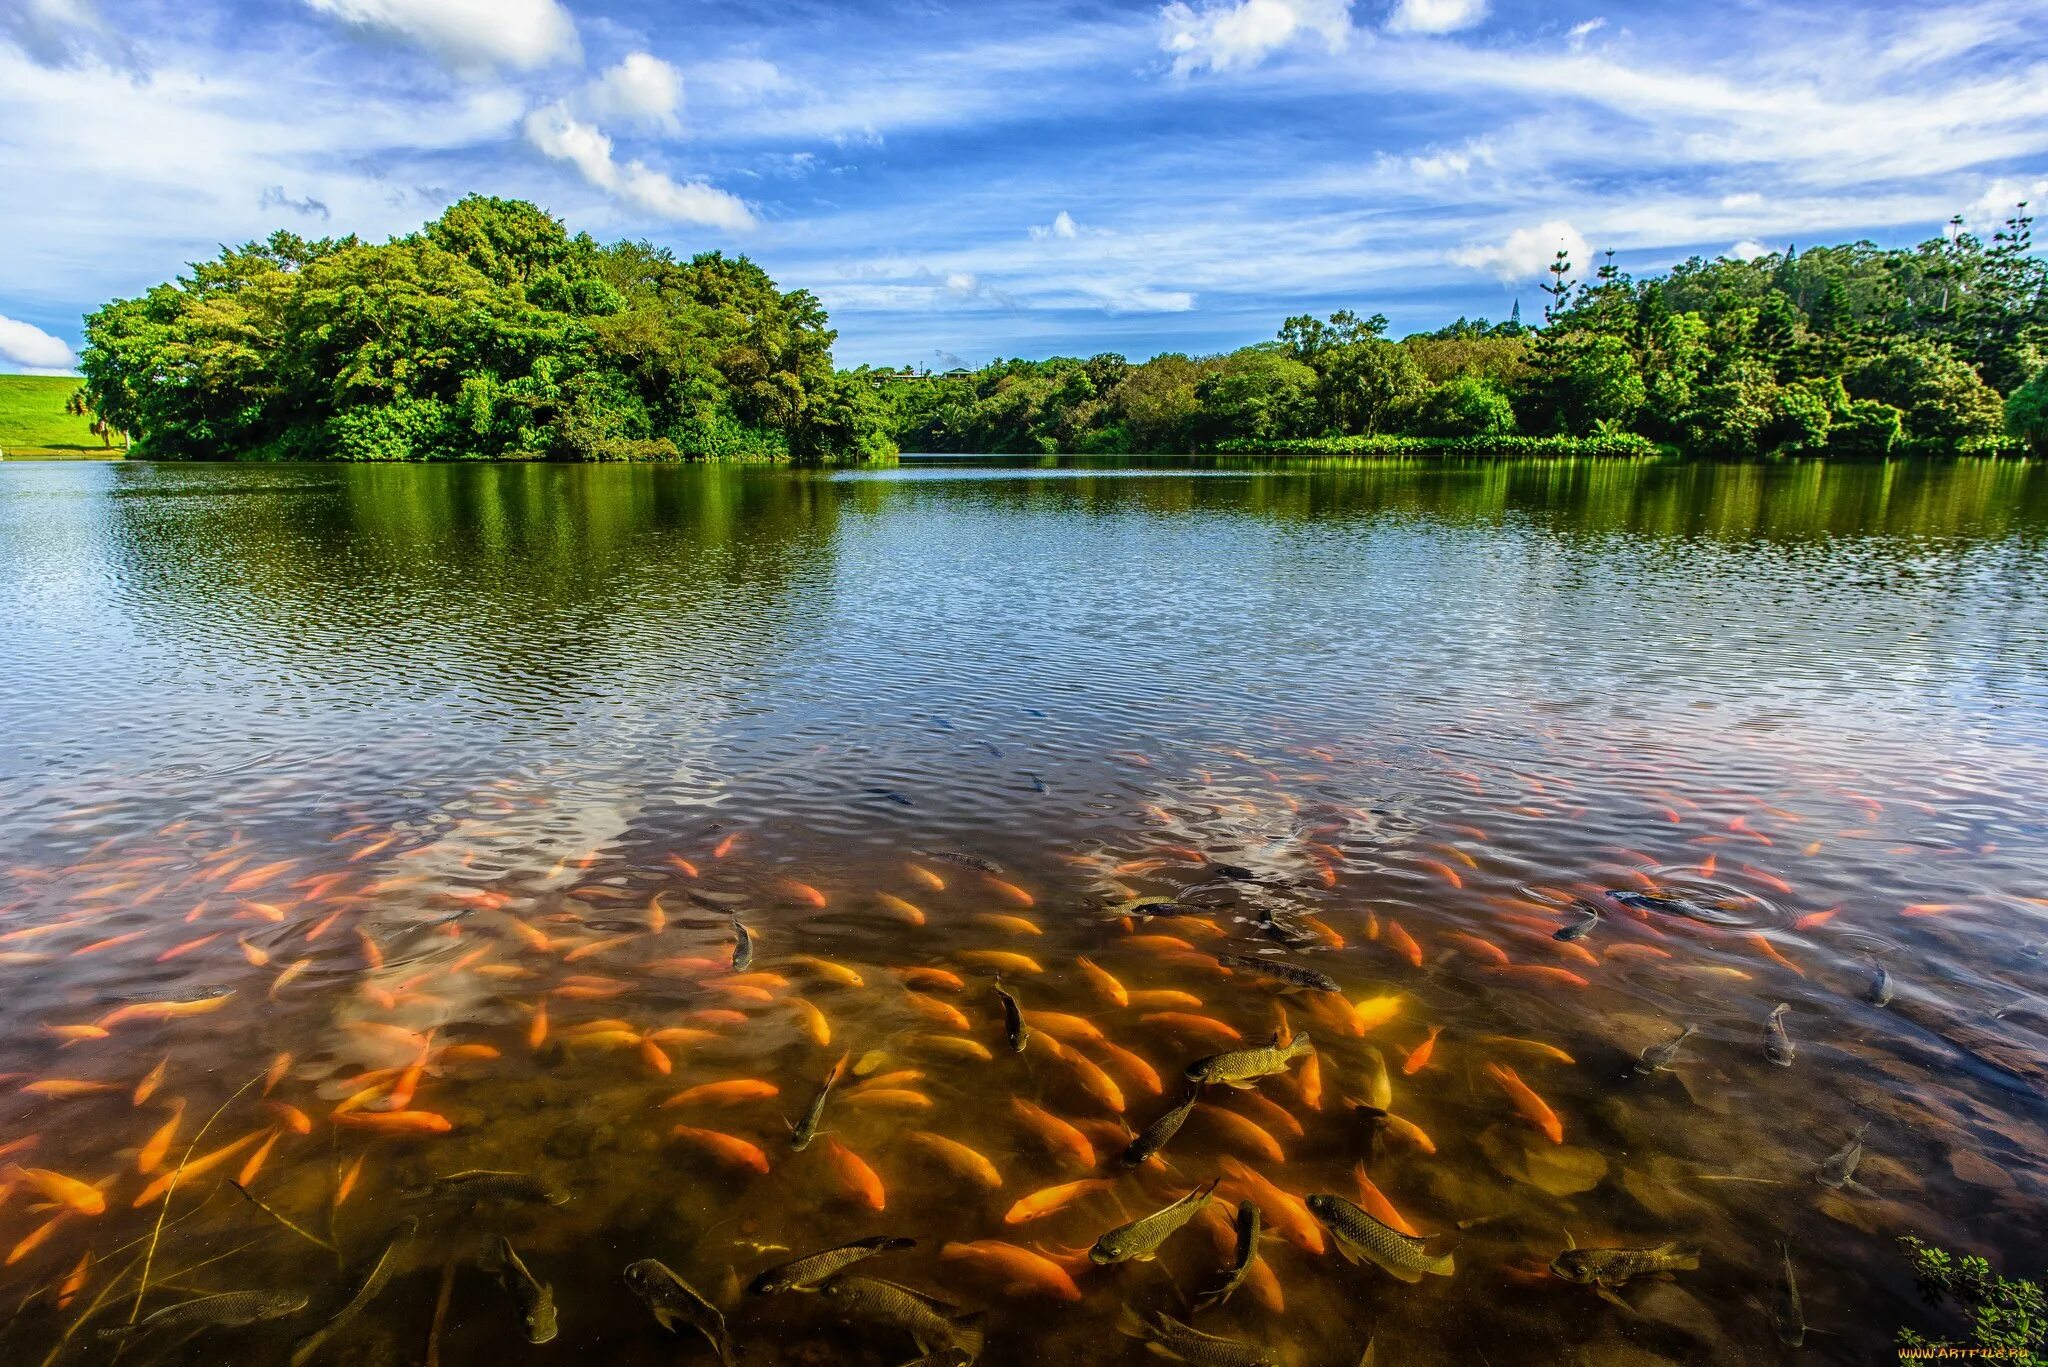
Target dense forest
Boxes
[876,211,2048,458]
[81,197,896,463]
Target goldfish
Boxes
[1384,920,1423,968]
[961,949,1044,975]
[1004,1177,1114,1224]
[781,879,828,909]
[1076,956,1128,1007]
[907,1132,1003,1189]
[664,1079,779,1108]
[1041,1035,1124,1111]
[896,966,965,992]
[974,913,1042,937]
[906,992,970,1031]
[1095,1040,1163,1096]
[875,893,927,925]
[98,995,232,1029]
[822,1136,885,1210]
[132,1131,263,1205]
[331,1110,453,1136]
[237,1129,283,1186]
[1351,994,1401,1031]
[1143,1012,1243,1047]
[939,1240,1081,1301]
[1485,1063,1563,1144]
[22,1079,118,1098]
[1011,1098,1096,1168]
[790,998,832,1046]
[137,1103,185,1172]
[790,955,864,988]
[669,1126,769,1174]
[1217,1157,1322,1253]
[1480,1036,1576,1066]
[1402,1025,1443,1076]
[8,1164,107,1215]
[1445,932,1510,965]
[1196,1105,1286,1164]
[1352,1162,1419,1237]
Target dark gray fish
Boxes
[489,1236,557,1344]
[399,1169,569,1205]
[581,918,645,934]
[731,915,754,972]
[1865,962,1894,1007]
[1815,1124,1868,1189]
[1123,1088,1200,1167]
[100,984,236,1003]
[1215,952,1339,994]
[1139,902,1197,918]
[1555,903,1601,941]
[624,1259,734,1366]
[289,1218,416,1367]
[866,787,916,807]
[914,849,1002,874]
[99,1289,309,1339]
[993,977,1030,1054]
[1307,1194,1454,1283]
[1185,1031,1313,1088]
[790,1053,849,1151]
[1634,1025,1696,1076]
[1606,890,1747,927]
[1764,1003,1795,1066]
[1193,1200,1262,1312]
[1019,771,1048,793]
[748,1236,916,1294]
[1206,864,1256,882]
[1776,1241,1806,1347]
[1117,1305,1279,1365]
[980,741,1003,758]
[1090,1179,1218,1264]
[817,1276,985,1360]
[1550,1240,1698,1289]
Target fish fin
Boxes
[1331,1236,1362,1266]
[1595,1284,1633,1312]
[949,1310,988,1359]
[1562,1228,1576,1250]
[1115,1304,1150,1340]
[1842,1178,1872,1196]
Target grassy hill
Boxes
[0,373,120,458]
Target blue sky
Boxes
[2,0,2045,374]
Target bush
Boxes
[1830,399,1904,455]
[1214,432,1659,458]
[1416,376,1517,437]
[2008,369,2048,454]
[326,398,456,461]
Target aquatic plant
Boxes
[1898,1236,2048,1364]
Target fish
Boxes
[1306,1193,1454,1283]
[749,1236,917,1294]
[1214,953,1340,994]
[1123,1087,1201,1167]
[730,915,754,971]
[1865,961,1894,1007]
[1554,904,1601,941]
[1402,1025,1443,1076]
[1041,1035,1124,1111]
[1634,1025,1697,1076]
[399,1169,569,1205]
[1193,1199,1263,1312]
[669,1126,770,1174]
[962,949,1042,975]
[489,1236,558,1344]
[1776,1241,1806,1346]
[916,849,1002,874]
[289,1218,416,1366]
[1011,1098,1096,1168]
[939,1240,1081,1301]
[994,977,1031,1053]
[1359,1045,1393,1109]
[823,1135,887,1210]
[9,1165,106,1215]
[1606,890,1747,926]
[1090,1178,1219,1264]
[1185,1031,1313,1088]
[99,1289,310,1339]
[1484,1063,1563,1144]
[1217,1158,1322,1254]
[908,1132,1003,1189]
[1815,1124,1869,1190]
[1550,1238,1699,1293]
[1764,1003,1795,1066]
[791,1052,850,1151]
[1075,956,1128,1007]
[819,1277,987,1360]
[624,1259,735,1365]
[1005,1177,1115,1224]
[1116,1306,1279,1366]
[1196,1104,1285,1164]
[665,1079,781,1108]
[332,1110,452,1136]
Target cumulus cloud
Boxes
[303,0,579,73]
[1385,0,1487,36]
[0,313,77,373]
[1720,191,1764,209]
[1450,218,1591,281]
[1728,239,1772,260]
[1963,176,2047,235]
[1160,0,1352,76]
[1031,210,1098,240]
[1392,138,1495,180]
[1566,17,1605,49]
[522,102,753,230]
[588,52,683,132]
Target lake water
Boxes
[0,456,2045,1365]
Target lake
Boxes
[1,455,2045,1365]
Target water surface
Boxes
[1,456,2045,1365]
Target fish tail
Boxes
[950,1310,989,1359]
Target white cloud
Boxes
[1386,0,1487,36]
[1160,0,1351,76]
[1,0,126,67]
[522,102,754,231]
[1396,137,1494,180]
[1728,239,1772,260]
[0,313,77,373]
[588,52,683,132]
[1029,210,1083,240]
[1566,17,1605,50]
[1719,191,1764,209]
[690,57,796,102]
[945,271,980,294]
[1963,176,2048,235]
[1450,218,1591,281]
[303,0,579,73]
[1086,284,1197,312]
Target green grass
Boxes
[0,373,122,458]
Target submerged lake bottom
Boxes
[0,455,2044,1365]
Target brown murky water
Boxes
[1,456,2045,1365]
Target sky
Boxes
[1,0,2045,374]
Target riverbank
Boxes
[0,373,122,458]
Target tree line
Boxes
[875,211,2048,457]
[82,196,896,463]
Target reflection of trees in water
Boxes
[871,457,2048,542]
[105,463,846,710]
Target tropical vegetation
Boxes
[874,209,2048,458]
[80,196,896,464]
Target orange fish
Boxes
[896,967,965,992]
[1793,908,1838,931]
[841,1089,933,1112]
[1490,964,1590,989]
[1216,1157,1322,1253]
[331,1110,453,1136]
[132,1131,263,1206]
[1139,1013,1241,1046]
[875,894,927,926]
[1039,1036,1124,1112]
[1402,1025,1443,1076]
[663,1079,779,1107]
[9,1165,106,1215]
[1003,1177,1113,1224]
[713,833,740,859]
[1123,989,1203,1011]
[263,1101,313,1135]
[1296,1050,1323,1110]
[155,932,221,963]
[237,1129,282,1186]
[528,1000,549,1050]
[335,1151,366,1206]
[1195,1104,1285,1164]
[1445,932,1509,966]
[22,1079,118,1098]
[1010,1098,1095,1168]
[1414,858,1463,889]
[983,878,1035,908]
[1745,932,1806,977]
[782,879,828,909]
[1094,1040,1163,1097]
[1384,920,1423,968]
[822,1135,885,1210]
[1901,903,1962,918]
[137,1103,185,1172]
[666,855,700,878]
[1485,1062,1563,1144]
[133,1056,168,1106]
[7,1213,67,1266]
[939,1240,1080,1300]
[905,993,970,1031]
[98,996,231,1030]
[902,863,946,892]
[1352,1162,1419,1237]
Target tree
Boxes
[2007,367,2048,453]
[1849,339,2004,442]
[1415,375,1516,437]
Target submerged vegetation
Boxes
[80,197,896,464]
[1898,1237,2048,1363]
[877,211,2048,458]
